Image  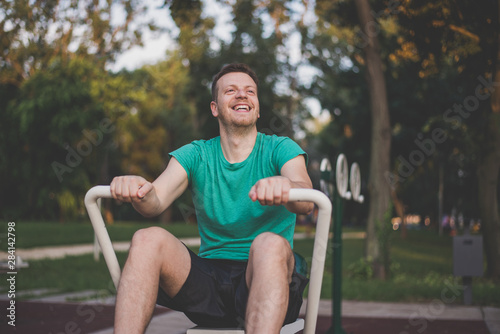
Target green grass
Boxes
[3,223,499,307]
[2,221,200,248]
[294,230,499,307]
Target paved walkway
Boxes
[88,299,500,334]
[0,232,366,261]
[1,297,498,334]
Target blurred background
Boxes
[1,0,499,286]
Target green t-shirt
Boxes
[169,132,307,261]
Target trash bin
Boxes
[453,233,483,305]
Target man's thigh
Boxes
[155,247,309,327]
[156,247,248,327]
[130,227,191,298]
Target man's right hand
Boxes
[110,176,154,203]
[109,158,188,218]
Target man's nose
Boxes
[235,89,247,98]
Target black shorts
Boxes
[156,247,309,328]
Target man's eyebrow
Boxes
[224,84,257,89]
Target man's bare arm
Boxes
[110,157,188,217]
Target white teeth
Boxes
[234,105,249,111]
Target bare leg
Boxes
[114,227,191,334]
[245,232,295,334]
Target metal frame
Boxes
[85,186,332,334]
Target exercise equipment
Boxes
[85,186,332,334]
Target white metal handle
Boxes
[84,186,119,288]
[288,188,332,334]
[84,185,332,334]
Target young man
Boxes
[110,63,313,334]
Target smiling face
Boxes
[210,72,260,129]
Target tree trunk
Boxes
[354,0,392,279]
[477,1,500,279]
[477,136,500,278]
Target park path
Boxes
[0,231,366,261]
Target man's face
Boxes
[211,72,260,128]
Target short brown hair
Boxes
[211,63,259,101]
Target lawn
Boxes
[2,222,499,307]
[5,220,200,248]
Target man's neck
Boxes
[219,127,258,164]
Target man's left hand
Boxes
[249,176,291,206]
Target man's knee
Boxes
[249,232,293,267]
[251,232,290,253]
[130,227,172,254]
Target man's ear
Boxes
[210,101,218,117]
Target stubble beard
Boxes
[218,107,259,135]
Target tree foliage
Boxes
[298,0,499,277]
[0,0,151,86]
[0,0,155,221]
[1,58,107,220]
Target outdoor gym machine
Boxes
[85,186,333,334]
[322,154,364,334]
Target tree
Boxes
[0,0,155,220]
[393,0,500,277]
[474,1,500,278]
[0,0,152,86]
[302,0,393,278]
[353,0,392,278]
[110,54,198,223]
[163,0,219,138]
[1,58,107,220]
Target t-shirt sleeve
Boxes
[168,142,200,183]
[273,137,308,173]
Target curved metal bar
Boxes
[84,186,119,288]
[288,188,332,334]
[84,186,332,334]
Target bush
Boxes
[346,257,374,280]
